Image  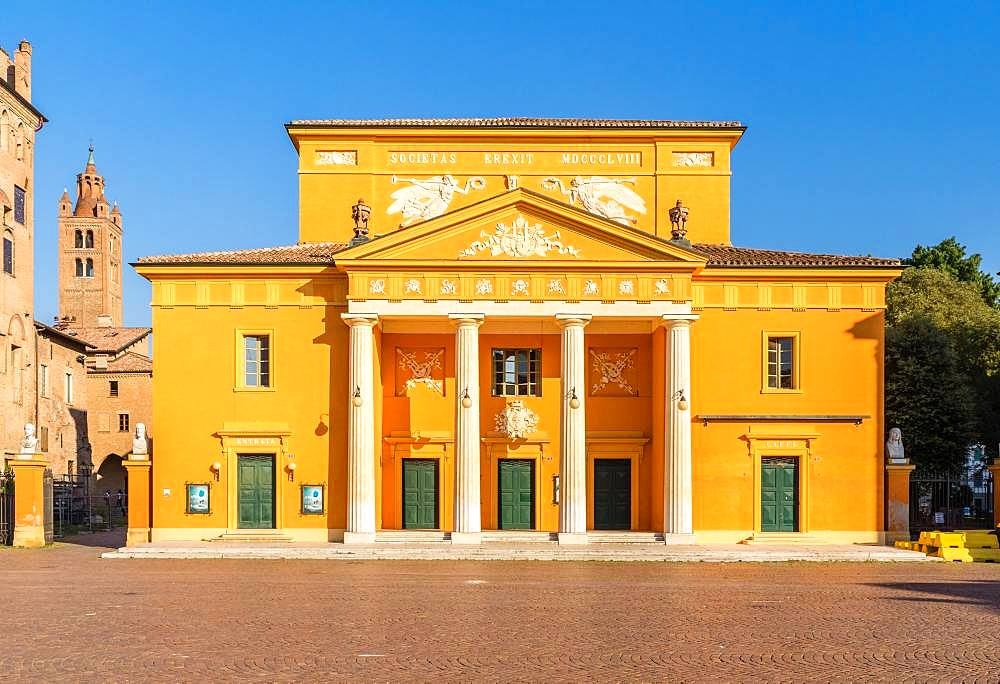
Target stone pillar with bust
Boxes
[556,314,591,544]
[123,422,152,545]
[450,314,485,544]
[342,314,379,544]
[663,316,696,543]
[9,423,48,547]
[884,427,916,544]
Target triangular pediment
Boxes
[334,189,706,268]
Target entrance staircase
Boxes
[740,532,828,545]
[208,530,294,543]
[588,531,665,544]
[376,530,451,543]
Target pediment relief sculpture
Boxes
[388,174,487,226]
[459,214,581,259]
[542,176,646,226]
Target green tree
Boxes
[884,315,977,471]
[905,237,1000,307]
[886,267,1000,468]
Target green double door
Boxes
[761,457,798,532]
[499,460,534,529]
[237,454,275,529]
[594,459,631,530]
[402,459,439,529]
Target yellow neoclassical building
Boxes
[133,118,901,545]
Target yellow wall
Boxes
[289,127,740,245]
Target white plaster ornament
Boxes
[542,176,646,226]
[369,279,386,295]
[398,349,444,394]
[388,175,487,226]
[590,349,637,396]
[440,279,457,295]
[495,401,539,440]
[459,214,581,259]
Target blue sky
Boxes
[7,1,1000,327]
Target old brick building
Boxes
[0,40,45,462]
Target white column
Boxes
[556,314,591,544]
[449,314,485,544]
[663,315,695,543]
[342,313,378,544]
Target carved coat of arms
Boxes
[460,214,581,259]
[495,401,539,440]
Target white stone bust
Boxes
[886,427,906,464]
[20,423,38,454]
[131,423,149,457]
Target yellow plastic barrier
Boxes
[895,529,999,562]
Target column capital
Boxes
[662,314,699,327]
[448,313,485,327]
[341,313,379,327]
[555,313,592,328]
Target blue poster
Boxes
[302,485,324,514]
[187,484,209,514]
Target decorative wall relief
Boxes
[654,279,671,295]
[671,152,714,167]
[541,176,646,226]
[396,348,445,396]
[387,175,487,226]
[583,279,600,296]
[589,348,638,396]
[459,214,582,259]
[511,279,530,296]
[404,278,422,294]
[440,279,457,295]
[475,278,493,295]
[495,400,539,439]
[547,279,565,295]
[369,279,386,295]
[315,151,357,166]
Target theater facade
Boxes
[133,118,902,545]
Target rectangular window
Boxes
[2,236,12,275]
[765,335,797,390]
[244,334,271,388]
[492,348,542,397]
[13,185,25,224]
[109,380,119,397]
[39,364,48,397]
[65,371,74,403]
[119,413,130,432]
[39,426,49,452]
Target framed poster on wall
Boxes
[186,483,210,514]
[301,484,324,515]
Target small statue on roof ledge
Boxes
[668,199,689,243]
[350,198,372,246]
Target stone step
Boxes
[376,531,451,543]
[209,531,294,543]
[481,531,558,543]
[588,532,665,544]
[740,533,828,545]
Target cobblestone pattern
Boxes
[1,534,998,682]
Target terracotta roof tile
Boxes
[135,242,346,265]
[692,244,902,268]
[287,117,744,130]
[102,351,153,373]
[59,326,152,353]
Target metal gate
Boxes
[909,468,994,539]
[0,470,13,545]
[43,468,54,544]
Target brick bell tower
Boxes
[57,146,123,327]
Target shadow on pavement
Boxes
[55,528,125,549]
[871,580,1000,612]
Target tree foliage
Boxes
[905,237,1000,307]
[885,264,1000,469]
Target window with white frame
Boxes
[492,348,542,397]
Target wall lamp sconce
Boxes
[672,389,689,412]
[210,462,222,481]
[568,387,581,410]
[352,385,363,408]
[552,474,561,504]
[461,387,473,409]
[287,462,297,481]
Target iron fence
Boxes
[50,471,128,539]
[909,468,994,539]
[0,470,13,545]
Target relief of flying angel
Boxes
[541,176,647,226]
[387,174,487,226]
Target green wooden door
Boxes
[594,459,631,530]
[499,460,534,529]
[402,459,439,529]
[761,457,798,532]
[237,454,275,529]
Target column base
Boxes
[450,531,482,545]
[342,531,377,545]
[13,524,46,548]
[126,527,151,547]
[663,533,696,545]
[557,532,589,545]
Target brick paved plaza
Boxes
[2,534,998,682]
